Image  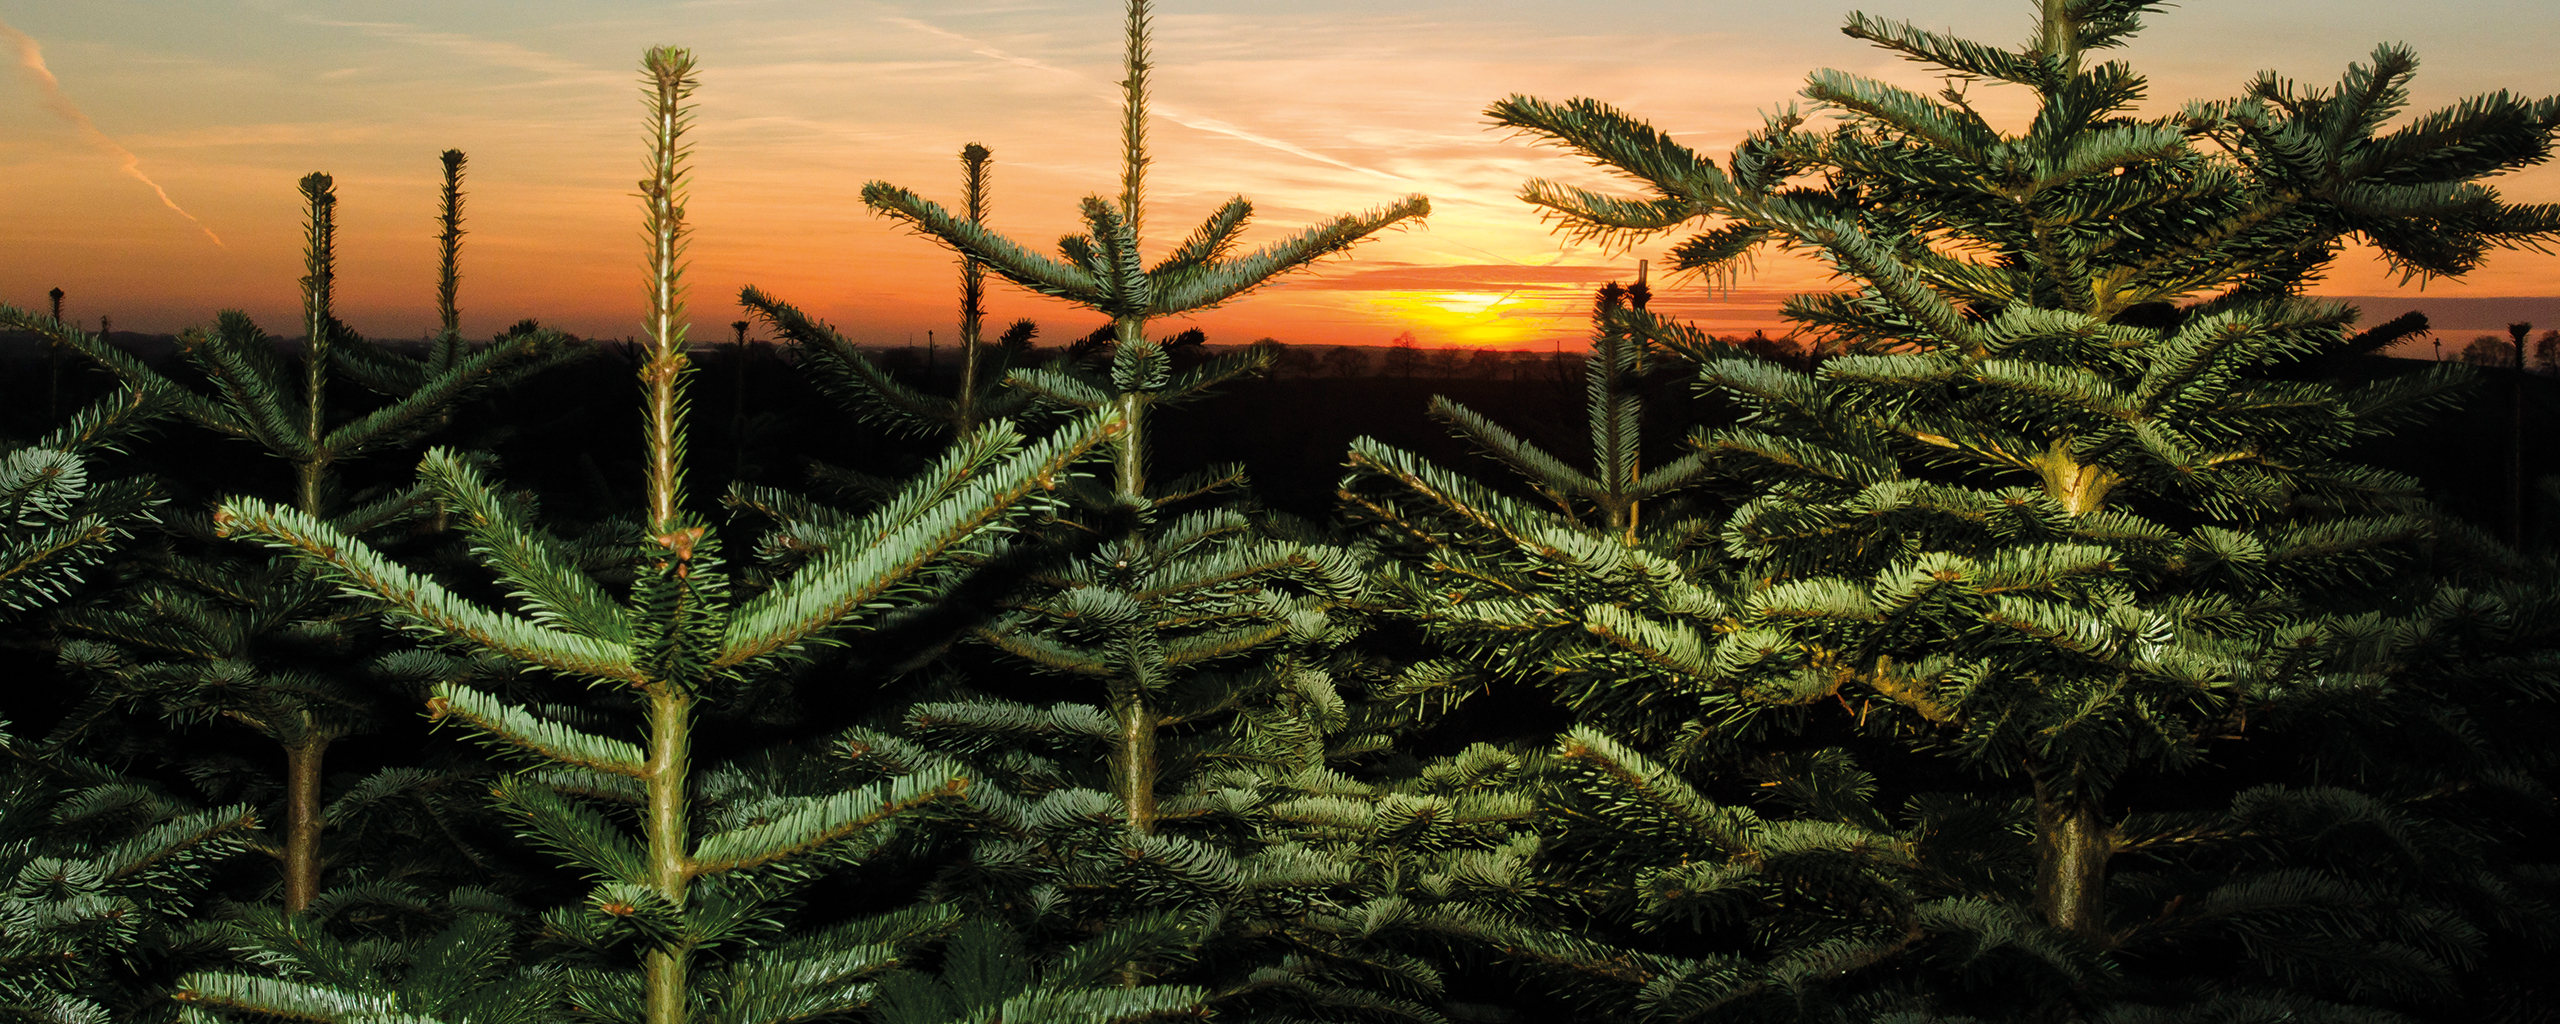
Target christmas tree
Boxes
[189,47,1126,1024]
[747,2,1565,1016]
[11,162,573,916]
[1386,0,2560,1015]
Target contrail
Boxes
[1,17,224,248]
[1150,107,1414,185]
[884,9,1413,185]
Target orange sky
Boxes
[3,1,2554,354]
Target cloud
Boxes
[1,17,224,248]
[1281,262,1734,292]
[877,13,1084,80]
[880,9,1410,185]
[300,18,611,84]
[1152,104,1415,185]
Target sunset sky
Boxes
[4,0,2556,354]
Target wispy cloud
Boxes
[1,17,223,248]
[879,14,1081,80]
[1151,105,1415,185]
[300,18,610,84]
[881,9,1410,185]
[1285,263,1646,292]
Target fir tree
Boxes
[1344,281,1720,733]
[14,163,575,917]
[196,47,1125,1024]
[737,3,1557,1016]
[1387,0,2560,1016]
[849,0,1425,839]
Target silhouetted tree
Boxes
[1321,345,1369,377]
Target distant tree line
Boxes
[860,327,1816,381]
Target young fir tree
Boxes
[12,164,574,918]
[850,0,1425,832]
[1377,0,2560,1017]
[749,3,1551,1015]
[183,47,1132,1024]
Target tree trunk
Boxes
[2031,776,2110,940]
[644,684,695,1024]
[634,686,686,1024]
[2034,438,2118,515]
[280,736,329,914]
[1111,674,1158,990]
[1110,682,1159,837]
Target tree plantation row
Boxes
[1,1,2558,1023]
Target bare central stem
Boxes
[2034,437,2118,515]
[2031,775,2111,940]
[641,49,697,531]
[280,177,339,916]
[644,682,695,1024]
[1110,681,1159,836]
[2036,0,2082,74]
[1113,388,1148,501]
[280,734,329,914]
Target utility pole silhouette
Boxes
[46,288,64,420]
[731,319,752,479]
[2510,321,2531,547]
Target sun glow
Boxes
[1365,289,1581,349]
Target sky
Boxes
[3,0,2556,354]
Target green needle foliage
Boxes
[1343,285,1949,1017]
[0,736,257,1024]
[1343,282,1724,740]
[865,917,1205,1024]
[828,557,1550,1020]
[437,149,467,344]
[1454,0,2560,1017]
[171,893,559,1024]
[0,387,167,618]
[203,47,1122,1024]
[15,163,575,918]
[741,144,1039,446]
[0,393,251,1024]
